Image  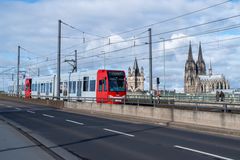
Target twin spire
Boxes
[187,41,203,62]
[187,41,207,75]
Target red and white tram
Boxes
[23,69,126,103]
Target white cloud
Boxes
[1,0,240,91]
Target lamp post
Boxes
[159,38,166,96]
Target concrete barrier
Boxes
[64,101,240,131]
[0,94,64,109]
[1,94,239,132]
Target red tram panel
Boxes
[24,78,32,99]
[96,70,126,104]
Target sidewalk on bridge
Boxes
[0,120,54,160]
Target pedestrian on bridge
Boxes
[220,91,225,102]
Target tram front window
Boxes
[108,71,125,92]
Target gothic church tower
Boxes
[127,58,144,92]
[196,42,206,75]
[184,42,197,93]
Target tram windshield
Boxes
[108,71,125,92]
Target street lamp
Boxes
[159,38,166,96]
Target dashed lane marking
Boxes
[6,105,13,108]
[174,145,234,160]
[103,128,135,137]
[42,114,55,118]
[15,108,22,111]
[65,119,84,125]
[27,110,36,114]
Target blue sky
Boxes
[0,0,240,92]
[0,0,39,3]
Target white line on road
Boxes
[27,110,35,114]
[6,105,13,108]
[15,108,22,111]
[42,114,54,118]
[103,128,135,137]
[174,145,234,160]
[65,119,84,125]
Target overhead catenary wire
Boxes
[17,6,239,67]
[30,36,240,74]
[8,1,238,78]
[20,22,240,71]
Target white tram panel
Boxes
[60,71,97,99]
[31,75,55,99]
[79,71,96,98]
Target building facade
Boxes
[184,42,230,94]
[127,58,144,92]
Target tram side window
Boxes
[73,81,76,94]
[43,83,46,93]
[98,80,103,92]
[41,83,43,93]
[69,81,76,94]
[38,83,40,93]
[46,83,49,93]
[83,77,89,91]
[69,81,72,93]
[50,82,52,93]
[90,80,96,91]
[77,81,82,96]
[104,79,107,91]
[60,82,63,93]
[31,84,34,91]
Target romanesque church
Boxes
[127,58,144,92]
[184,42,230,94]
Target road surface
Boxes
[0,99,239,160]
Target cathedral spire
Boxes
[187,41,193,61]
[196,41,206,75]
[198,42,203,61]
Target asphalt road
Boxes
[0,99,240,160]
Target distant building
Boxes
[184,42,230,94]
[127,58,144,92]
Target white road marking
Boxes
[6,105,13,108]
[65,119,84,125]
[103,128,135,137]
[174,145,234,160]
[27,110,35,114]
[42,114,54,118]
[15,108,22,111]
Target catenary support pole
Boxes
[56,20,61,99]
[75,50,77,72]
[17,46,20,97]
[148,28,153,94]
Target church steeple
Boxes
[196,42,206,75]
[198,42,203,61]
[133,57,140,76]
[187,41,193,61]
[184,41,197,94]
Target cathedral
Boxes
[127,58,144,92]
[184,42,230,94]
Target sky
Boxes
[0,0,240,92]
